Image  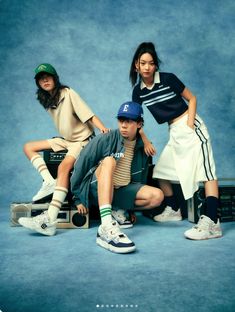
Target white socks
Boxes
[31,155,68,223]
[31,155,54,183]
[48,186,68,222]
[99,204,112,226]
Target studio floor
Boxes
[0,207,235,312]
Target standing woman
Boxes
[19,63,109,236]
[129,42,222,240]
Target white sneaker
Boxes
[18,211,57,236]
[112,210,133,229]
[96,221,136,254]
[32,180,56,202]
[153,206,182,222]
[184,215,222,240]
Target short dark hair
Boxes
[129,42,161,86]
[117,116,144,126]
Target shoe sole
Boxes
[184,234,222,240]
[153,217,182,222]
[119,224,134,229]
[18,218,35,231]
[32,193,53,203]
[96,238,136,254]
[18,218,56,236]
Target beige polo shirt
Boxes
[48,88,95,142]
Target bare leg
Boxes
[134,185,164,210]
[23,140,52,159]
[95,156,116,206]
[158,179,174,196]
[204,180,219,198]
[57,155,76,189]
[76,157,116,215]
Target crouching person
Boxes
[71,101,164,254]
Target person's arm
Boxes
[139,127,156,156]
[69,89,109,133]
[181,87,197,129]
[90,115,109,133]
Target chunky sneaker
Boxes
[153,206,182,222]
[112,209,133,229]
[184,215,222,240]
[32,180,56,202]
[96,221,136,253]
[18,211,57,236]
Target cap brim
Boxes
[117,114,139,121]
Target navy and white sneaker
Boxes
[112,209,133,229]
[18,211,57,236]
[96,221,136,254]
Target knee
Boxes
[101,156,116,170]
[23,142,32,155]
[150,188,164,207]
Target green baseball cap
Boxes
[34,63,58,79]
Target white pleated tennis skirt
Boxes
[153,114,217,200]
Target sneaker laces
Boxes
[32,211,50,224]
[162,206,174,216]
[194,216,211,231]
[107,221,125,240]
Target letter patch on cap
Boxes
[123,104,129,112]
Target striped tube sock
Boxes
[48,186,68,222]
[31,155,54,183]
[99,204,112,225]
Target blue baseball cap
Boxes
[117,101,143,121]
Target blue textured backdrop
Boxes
[0,0,234,205]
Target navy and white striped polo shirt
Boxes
[132,72,188,124]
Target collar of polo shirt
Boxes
[140,71,160,90]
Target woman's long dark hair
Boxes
[35,73,68,110]
[129,42,161,87]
